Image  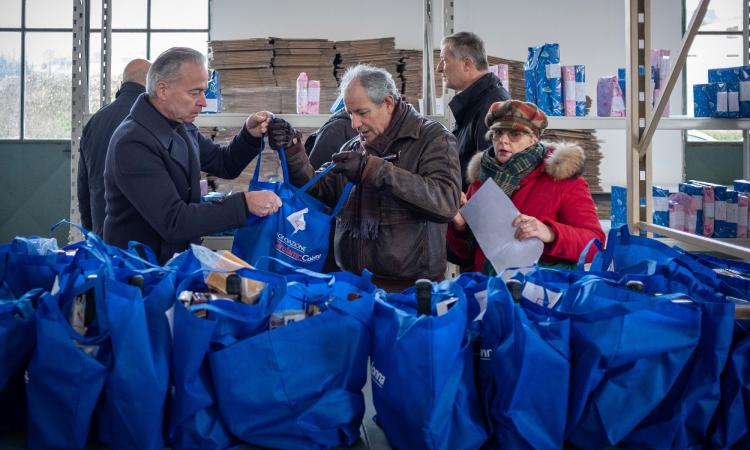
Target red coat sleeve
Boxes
[544,178,605,263]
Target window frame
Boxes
[682,0,746,143]
[0,0,209,142]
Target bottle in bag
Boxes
[506,279,523,303]
[415,279,432,316]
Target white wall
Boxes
[211,0,686,191]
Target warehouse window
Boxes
[685,0,744,141]
[0,0,208,141]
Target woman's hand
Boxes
[512,214,555,244]
[452,211,467,231]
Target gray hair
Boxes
[441,32,489,71]
[339,64,400,105]
[147,47,206,95]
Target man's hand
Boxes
[244,190,282,217]
[267,117,299,151]
[245,111,273,138]
[512,214,555,243]
[331,151,367,183]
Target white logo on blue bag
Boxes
[480,348,493,361]
[371,365,386,388]
[286,207,309,235]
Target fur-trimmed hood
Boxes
[466,140,585,184]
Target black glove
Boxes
[331,151,368,183]
[267,117,298,151]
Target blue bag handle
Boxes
[54,220,116,277]
[576,238,605,271]
[127,241,159,266]
[250,136,289,187]
[295,160,355,218]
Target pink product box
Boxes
[307,80,321,115]
[490,64,510,91]
[739,194,749,238]
[701,187,715,237]
[669,192,696,232]
[562,65,576,116]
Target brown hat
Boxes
[485,100,548,138]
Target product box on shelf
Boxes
[693,83,717,118]
[597,76,625,117]
[575,65,586,116]
[679,183,706,236]
[738,65,750,118]
[525,43,562,116]
[709,68,740,118]
[562,65,576,116]
[691,180,729,238]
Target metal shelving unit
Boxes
[627,0,750,260]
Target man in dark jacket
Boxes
[267,64,461,292]
[77,58,150,235]
[103,47,281,264]
[305,108,357,170]
[438,31,510,189]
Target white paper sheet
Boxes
[460,179,544,273]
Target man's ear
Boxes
[384,94,396,111]
[154,80,169,100]
[462,56,475,72]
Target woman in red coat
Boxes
[447,99,605,273]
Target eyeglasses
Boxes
[493,129,532,142]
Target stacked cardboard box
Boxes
[208,39,284,113]
[398,49,443,112]
[271,37,338,113]
[487,56,525,100]
[335,38,401,87]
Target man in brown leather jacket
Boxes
[267,64,461,292]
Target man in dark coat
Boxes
[103,47,281,264]
[77,58,150,235]
[266,64,461,292]
[305,108,357,170]
[438,31,510,190]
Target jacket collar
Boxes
[115,81,146,99]
[129,93,198,175]
[449,73,501,124]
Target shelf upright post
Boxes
[422,0,436,116]
[69,0,90,243]
[100,0,112,107]
[625,0,652,234]
[744,0,749,179]
[441,0,455,130]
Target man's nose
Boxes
[436,61,444,73]
[197,91,207,107]
[350,115,361,130]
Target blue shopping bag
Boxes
[209,271,376,450]
[549,275,703,449]
[0,288,45,434]
[26,255,109,450]
[26,227,170,450]
[233,146,352,273]
[167,264,287,450]
[0,238,72,299]
[371,280,488,450]
[476,276,571,450]
[581,226,738,447]
[709,318,750,448]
